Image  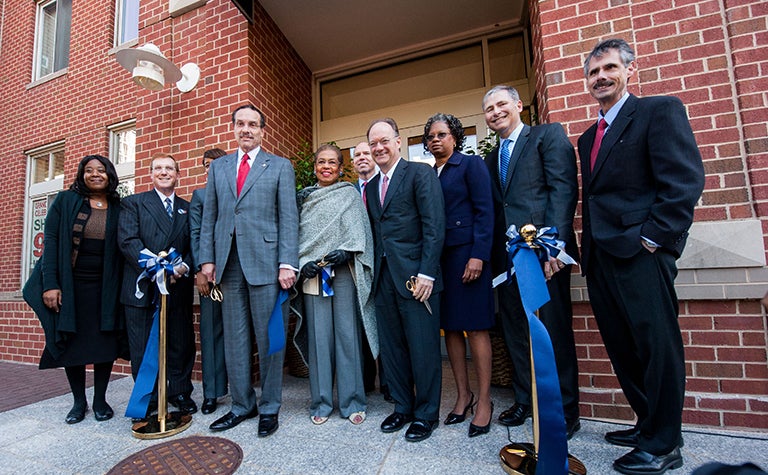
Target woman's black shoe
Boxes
[65,404,88,424]
[94,403,114,421]
[444,392,475,425]
[468,402,493,437]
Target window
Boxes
[114,0,139,46]
[23,142,66,282]
[109,120,136,197]
[33,0,71,80]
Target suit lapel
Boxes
[367,173,382,217]
[382,159,407,211]
[143,192,173,236]
[219,153,238,199]
[504,125,530,194]
[238,149,270,201]
[591,95,637,178]
[167,196,188,244]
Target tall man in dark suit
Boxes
[578,38,704,475]
[483,85,581,438]
[365,118,445,442]
[189,148,227,415]
[119,153,197,416]
[199,104,298,437]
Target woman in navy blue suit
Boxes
[423,113,495,437]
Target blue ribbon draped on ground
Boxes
[124,248,181,419]
[266,289,289,355]
[504,226,573,475]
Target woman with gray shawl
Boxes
[295,144,376,425]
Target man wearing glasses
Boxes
[364,118,445,442]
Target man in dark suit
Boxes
[199,104,298,436]
[578,38,704,475]
[482,85,581,438]
[365,118,445,442]
[189,148,228,415]
[119,153,197,416]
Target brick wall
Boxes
[0,0,311,381]
[534,0,768,430]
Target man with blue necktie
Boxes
[482,85,581,439]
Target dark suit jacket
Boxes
[365,159,445,298]
[577,95,705,272]
[189,187,205,272]
[440,151,493,260]
[118,190,193,308]
[485,123,579,276]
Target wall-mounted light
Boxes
[115,43,200,93]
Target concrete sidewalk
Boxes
[0,360,766,474]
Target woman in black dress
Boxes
[24,155,124,424]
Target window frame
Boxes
[32,0,71,81]
[108,119,136,198]
[22,141,66,284]
[114,0,139,47]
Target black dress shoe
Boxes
[380,412,413,433]
[65,404,87,424]
[94,403,114,422]
[566,418,581,440]
[209,407,258,432]
[405,419,438,442]
[168,394,198,414]
[258,414,279,437]
[201,398,218,415]
[498,402,531,427]
[614,447,683,475]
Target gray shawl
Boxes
[292,181,377,362]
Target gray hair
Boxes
[482,85,520,109]
[583,38,635,77]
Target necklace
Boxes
[95,202,103,207]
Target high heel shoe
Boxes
[444,392,476,425]
[468,401,494,437]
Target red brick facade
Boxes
[535,0,768,430]
[0,0,765,431]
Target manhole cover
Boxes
[108,436,243,475]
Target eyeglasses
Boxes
[426,132,450,142]
[368,136,398,148]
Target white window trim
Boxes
[32,0,67,81]
[22,141,65,285]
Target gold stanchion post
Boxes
[132,250,192,439]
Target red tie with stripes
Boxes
[590,119,608,171]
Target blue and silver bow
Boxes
[134,248,182,299]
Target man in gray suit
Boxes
[119,153,197,417]
[199,104,299,436]
[483,85,581,438]
[365,118,445,442]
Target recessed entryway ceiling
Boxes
[259,0,526,75]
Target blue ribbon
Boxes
[266,289,289,356]
[321,265,334,297]
[505,226,572,475]
[124,248,181,419]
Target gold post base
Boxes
[499,442,587,475]
[131,412,193,440]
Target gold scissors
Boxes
[406,276,432,315]
[209,281,223,302]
